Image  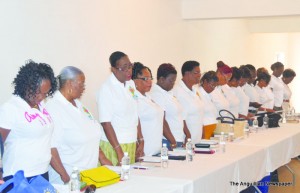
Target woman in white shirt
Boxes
[0,61,57,192]
[149,63,191,150]
[132,62,164,156]
[243,64,261,115]
[257,67,274,110]
[281,69,296,111]
[209,61,231,113]
[199,71,219,139]
[226,67,241,118]
[254,72,274,113]
[97,51,144,166]
[46,66,112,184]
[173,61,204,143]
[236,66,251,119]
[269,62,285,111]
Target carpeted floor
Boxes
[269,158,300,193]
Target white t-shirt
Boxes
[263,86,274,109]
[269,75,284,107]
[221,85,240,118]
[254,85,273,109]
[136,91,164,156]
[283,83,292,101]
[149,84,185,142]
[0,95,53,178]
[243,83,260,111]
[209,85,230,113]
[45,91,102,184]
[97,74,138,143]
[199,87,218,126]
[173,81,204,143]
[233,86,249,116]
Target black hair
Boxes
[109,51,127,67]
[181,61,200,76]
[132,62,152,79]
[282,68,296,78]
[157,63,177,80]
[13,60,57,101]
[244,64,256,72]
[254,71,271,85]
[270,62,284,71]
[200,71,219,85]
[229,67,241,81]
[239,66,251,79]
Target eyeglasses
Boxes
[136,77,153,81]
[115,64,133,72]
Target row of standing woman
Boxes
[0,51,296,191]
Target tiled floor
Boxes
[269,158,300,193]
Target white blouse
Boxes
[173,81,204,143]
[136,91,164,156]
[199,87,218,126]
[269,75,284,107]
[149,84,185,142]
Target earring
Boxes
[68,89,73,94]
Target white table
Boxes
[54,123,300,193]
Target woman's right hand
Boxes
[60,173,70,184]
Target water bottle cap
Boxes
[265,114,267,117]
[221,132,224,134]
[163,143,167,147]
[187,138,191,142]
[124,152,128,156]
[73,166,78,171]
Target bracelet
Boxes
[113,144,120,150]
[170,143,177,147]
[137,138,144,142]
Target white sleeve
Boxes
[97,85,114,123]
[0,103,14,130]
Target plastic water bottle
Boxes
[263,114,269,129]
[228,124,234,142]
[253,117,258,133]
[282,112,287,123]
[69,173,80,193]
[121,152,130,181]
[186,138,193,162]
[161,143,168,168]
[72,167,80,182]
[244,121,250,138]
[219,132,226,153]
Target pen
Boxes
[132,166,148,170]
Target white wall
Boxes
[0,0,299,115]
[182,0,300,19]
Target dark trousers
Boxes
[1,172,49,193]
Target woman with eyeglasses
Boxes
[149,63,189,150]
[45,66,112,184]
[209,61,231,113]
[0,61,57,192]
[254,71,275,113]
[97,51,144,166]
[172,61,203,143]
[132,62,164,156]
[256,68,275,113]
[199,71,219,139]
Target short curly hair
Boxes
[13,60,57,101]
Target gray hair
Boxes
[58,66,83,89]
